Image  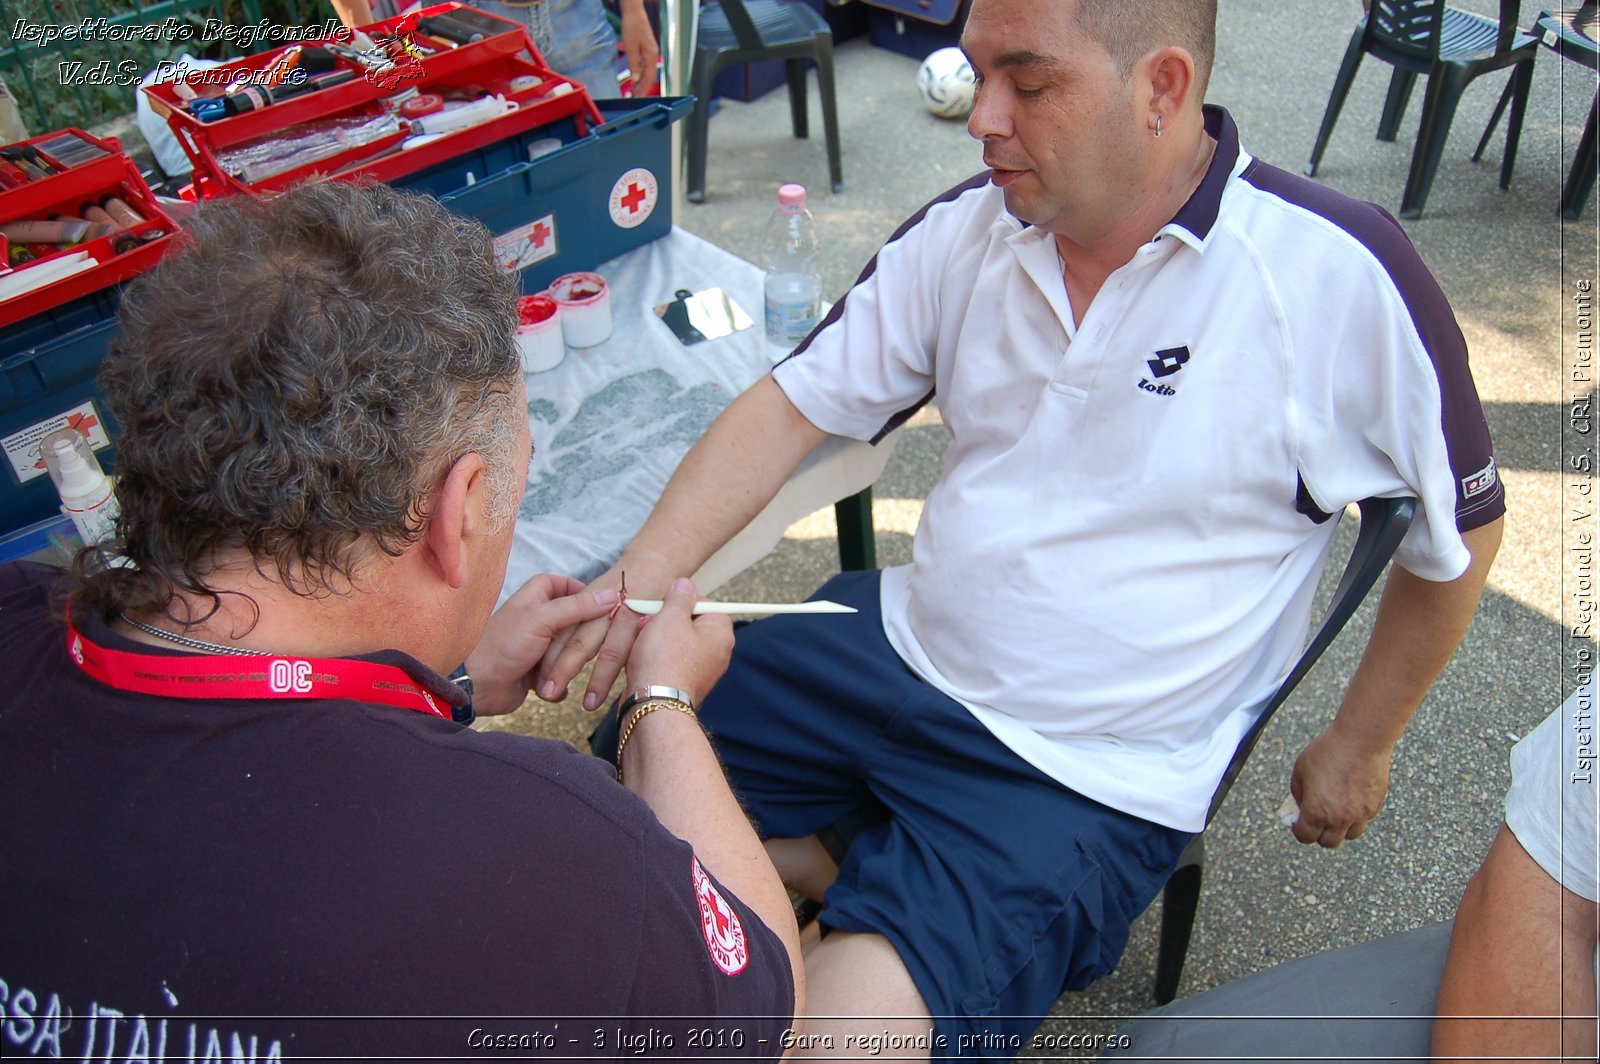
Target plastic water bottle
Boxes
[761,183,822,354]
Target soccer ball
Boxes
[917,47,975,119]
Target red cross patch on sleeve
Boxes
[691,856,749,976]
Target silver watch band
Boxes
[619,685,697,718]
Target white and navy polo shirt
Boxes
[772,106,1504,832]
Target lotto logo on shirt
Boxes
[691,856,749,975]
[1136,345,1192,397]
[1145,345,1192,379]
[268,659,313,694]
[1462,458,1498,500]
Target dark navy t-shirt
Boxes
[0,562,793,1061]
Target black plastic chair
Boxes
[1478,6,1597,219]
[1151,495,1417,1004]
[1304,0,1539,218]
[685,0,843,204]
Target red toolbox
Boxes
[0,129,180,538]
[0,129,178,330]
[142,3,605,201]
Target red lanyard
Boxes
[64,614,451,720]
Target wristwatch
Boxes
[617,684,697,723]
[613,685,700,785]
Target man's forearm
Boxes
[328,0,373,28]
[535,378,828,708]
[1332,517,1503,750]
[622,710,807,1025]
[619,375,829,585]
[1290,518,1504,845]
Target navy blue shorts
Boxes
[597,570,1192,1059]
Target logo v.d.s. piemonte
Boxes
[1138,345,1191,397]
[357,32,427,91]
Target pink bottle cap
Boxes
[777,183,807,209]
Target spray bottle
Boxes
[40,429,119,545]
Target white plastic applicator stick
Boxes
[624,598,857,616]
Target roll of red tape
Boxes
[401,93,444,119]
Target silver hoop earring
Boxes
[1154,115,1163,138]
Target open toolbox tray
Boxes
[141,3,605,200]
[0,129,177,331]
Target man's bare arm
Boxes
[328,0,373,28]
[536,374,829,708]
[1291,517,1503,847]
[621,578,806,1035]
[617,0,659,94]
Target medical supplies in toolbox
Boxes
[394,95,692,293]
[141,3,605,200]
[0,129,177,330]
[142,4,687,292]
[0,130,179,539]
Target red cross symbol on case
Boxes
[608,168,658,229]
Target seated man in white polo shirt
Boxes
[540,0,1504,1057]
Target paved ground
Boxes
[488,0,1596,1055]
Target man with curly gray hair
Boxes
[0,181,803,1058]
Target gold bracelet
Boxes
[615,697,698,784]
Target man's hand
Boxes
[1287,519,1502,849]
[533,552,676,710]
[618,0,660,95]
[465,574,619,716]
[532,376,829,708]
[1288,724,1394,848]
[625,577,733,704]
